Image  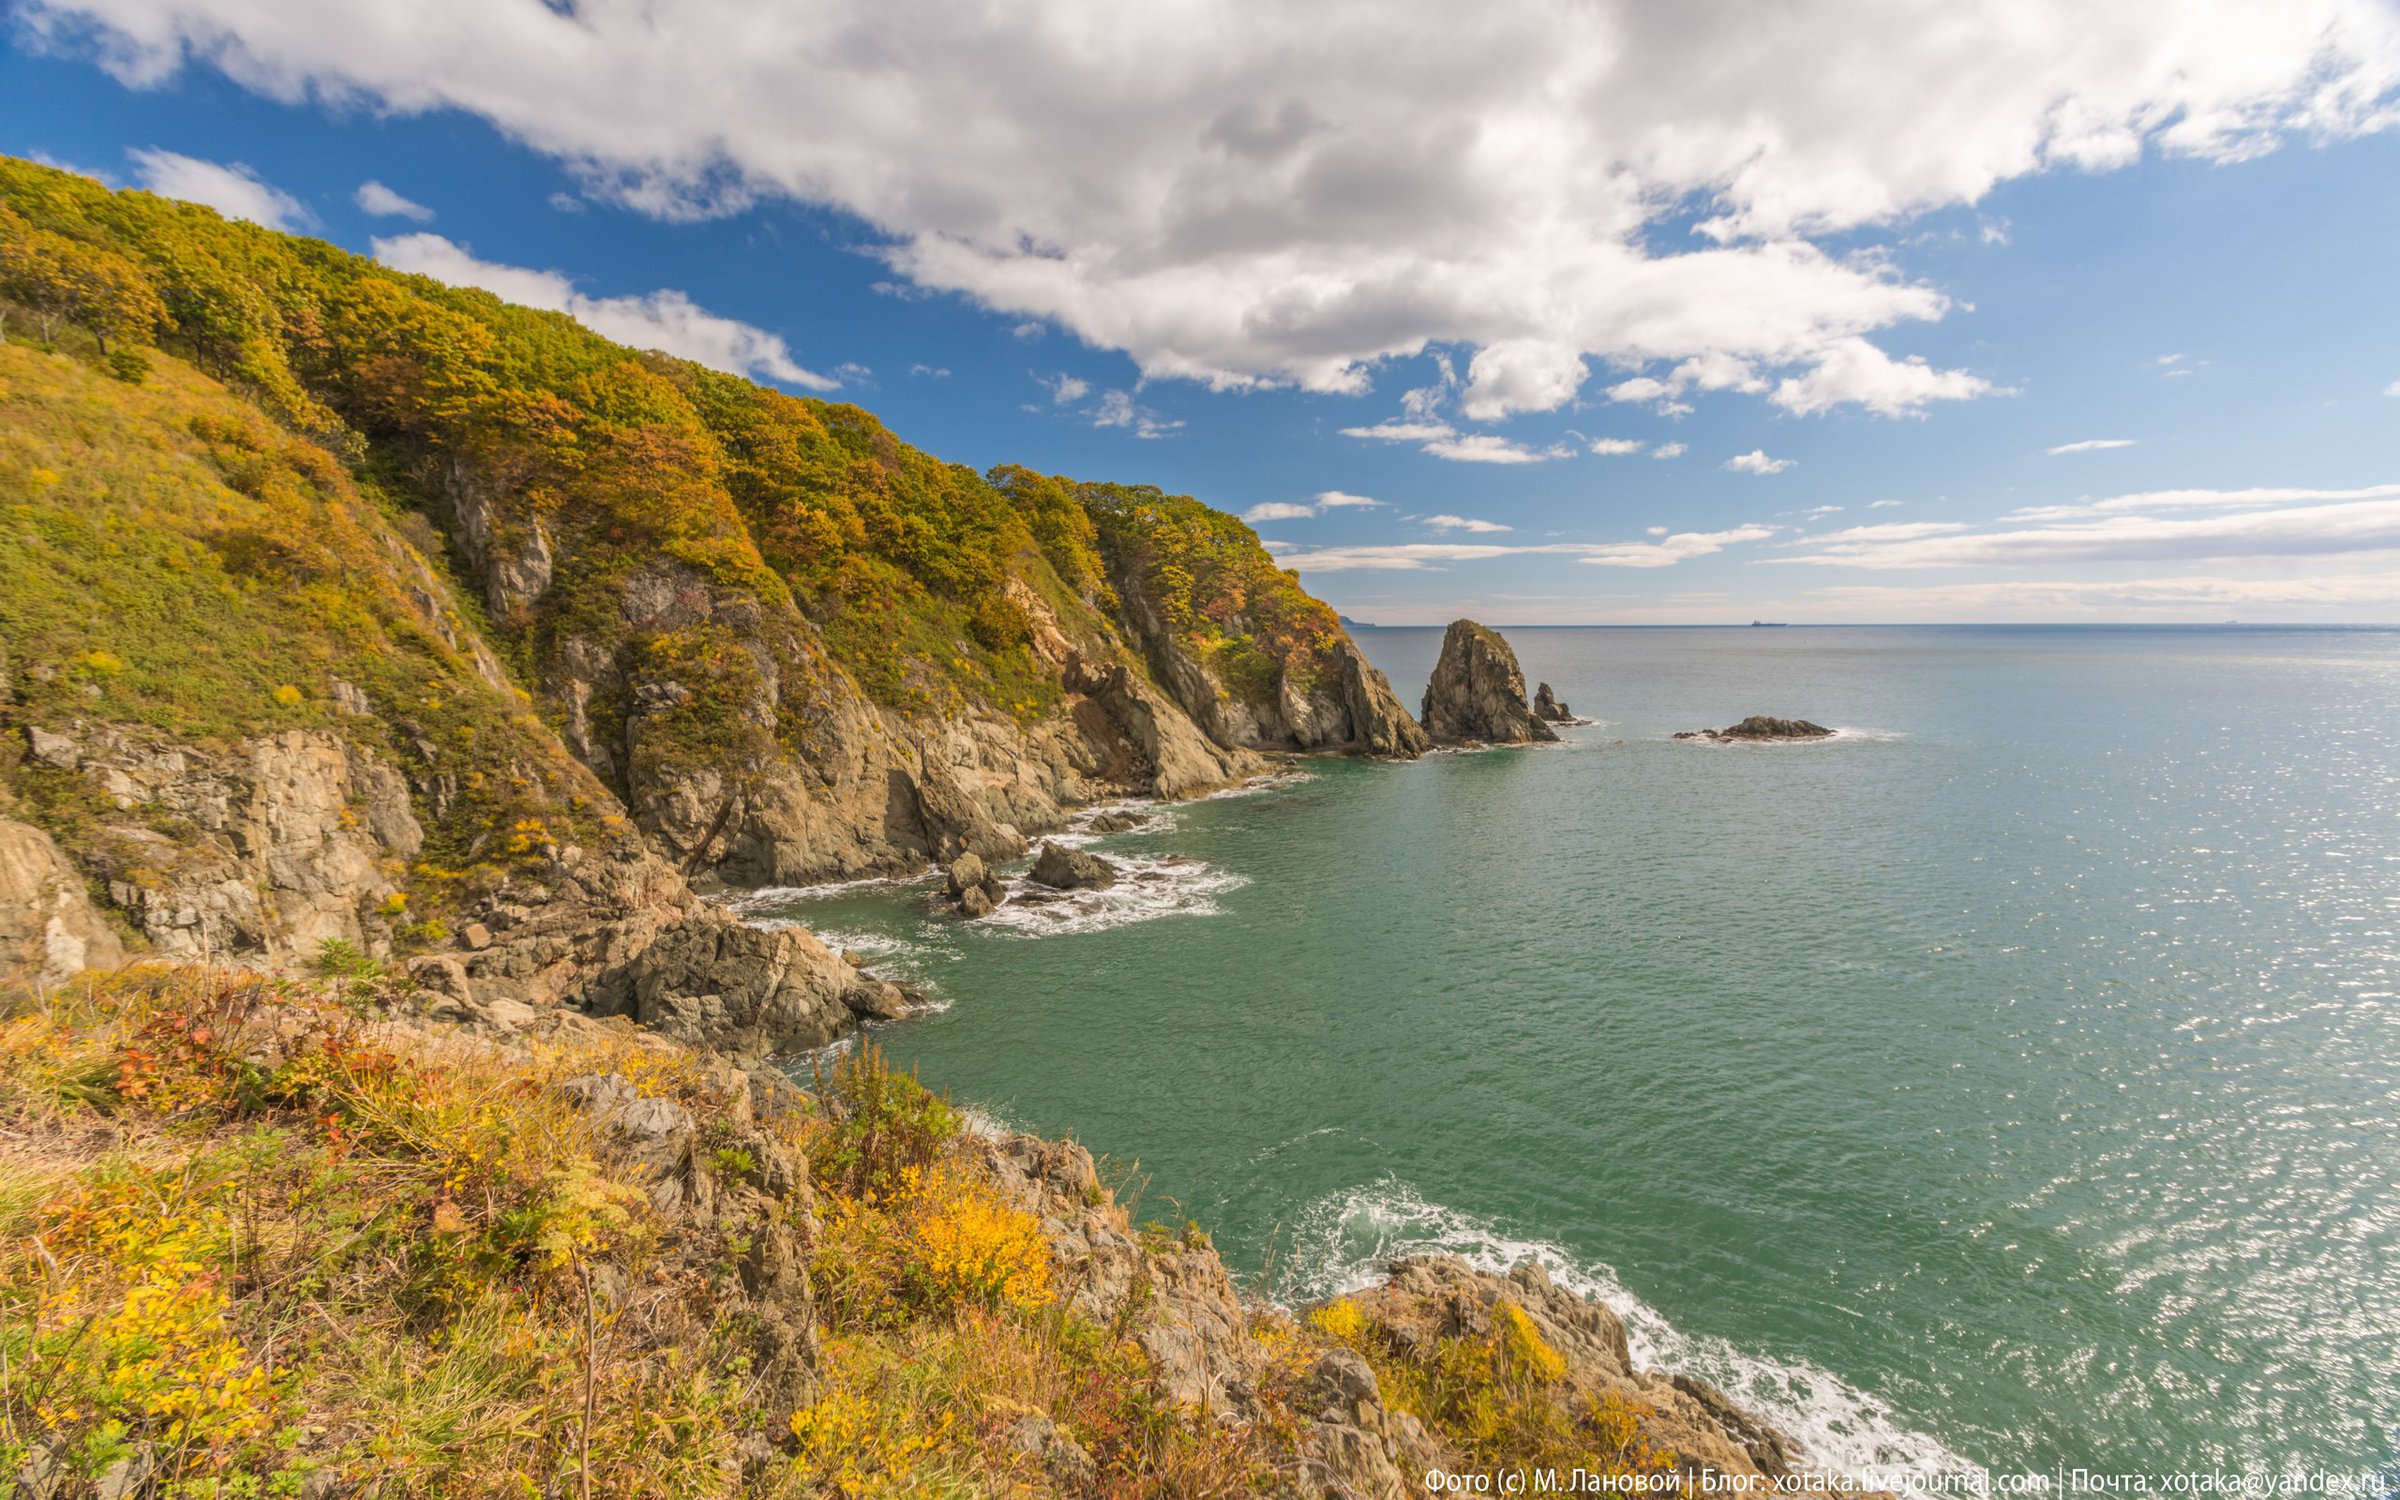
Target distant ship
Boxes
[1751,620,1788,627]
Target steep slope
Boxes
[0,156,1299,902]
[1078,480,1428,756]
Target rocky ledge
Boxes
[1420,620,1558,746]
[1674,715,1835,743]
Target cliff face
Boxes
[1084,482,1429,757]
[1421,619,1558,745]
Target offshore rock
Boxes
[1532,682,1575,723]
[1675,715,1834,743]
[1029,841,1118,891]
[944,851,1007,918]
[1419,620,1558,745]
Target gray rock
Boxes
[0,816,128,988]
[1419,620,1558,745]
[1674,715,1834,743]
[1532,682,1576,723]
[1029,842,1117,891]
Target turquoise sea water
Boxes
[742,625,2400,1477]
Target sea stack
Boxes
[1419,620,1559,745]
[1532,682,1575,723]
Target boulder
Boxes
[1418,620,1558,745]
[1029,842,1118,891]
[1674,715,1834,743]
[944,851,1007,917]
[1087,811,1145,834]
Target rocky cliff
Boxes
[1421,619,1559,745]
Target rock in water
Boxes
[944,851,1007,917]
[1674,715,1834,743]
[1532,682,1574,723]
[1029,841,1119,891]
[1419,620,1559,745]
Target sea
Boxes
[735,624,2400,1479]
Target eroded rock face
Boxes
[16,723,422,965]
[1674,715,1833,743]
[0,815,128,986]
[1533,682,1576,723]
[1420,621,1558,745]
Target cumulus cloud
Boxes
[41,1,2395,422]
[126,147,311,230]
[1578,524,1780,568]
[1316,490,1384,508]
[1038,372,1090,404]
[1423,514,1513,533]
[1088,388,1184,438]
[1589,438,1646,455]
[1724,450,1796,475]
[2385,379,2400,397]
[1342,420,1458,443]
[372,233,836,389]
[1652,442,1688,460]
[354,179,432,220]
[2047,438,2137,455]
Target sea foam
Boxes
[1276,1176,1982,1483]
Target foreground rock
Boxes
[0,814,128,987]
[1420,620,1559,745]
[1675,715,1835,743]
[1028,841,1118,891]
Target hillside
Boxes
[0,154,1418,999]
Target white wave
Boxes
[718,870,935,911]
[1275,1178,1981,1484]
[1827,726,1909,743]
[978,854,1248,938]
[1202,769,1314,799]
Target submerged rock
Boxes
[1674,715,1834,743]
[1029,841,1119,891]
[1419,620,1558,745]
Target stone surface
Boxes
[1419,620,1559,745]
[0,815,128,988]
[1029,842,1118,891]
[1674,715,1834,743]
[1532,681,1577,723]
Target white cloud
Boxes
[372,232,836,389]
[1423,514,1513,533]
[1768,337,1993,416]
[1265,524,1777,571]
[1421,434,1561,465]
[1652,442,1688,460]
[2047,438,2137,455]
[1243,501,1319,522]
[1316,490,1384,508]
[1038,372,1090,404]
[1088,388,1183,438]
[911,363,950,377]
[354,179,432,221]
[1342,420,1459,443]
[126,147,311,230]
[1589,438,1646,455]
[1724,450,1796,475]
[1578,524,1780,568]
[1868,499,1904,508]
[47,1,2396,422]
[2005,482,2400,522]
[1646,526,1670,535]
[2385,379,2400,397]
[1777,495,2400,568]
[1804,574,2400,617]
[1801,504,1844,518]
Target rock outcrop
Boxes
[945,851,1008,918]
[15,722,422,965]
[0,815,127,987]
[1028,842,1118,891]
[1532,682,1577,723]
[1420,620,1559,745]
[1675,715,1834,743]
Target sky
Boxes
[4,0,2398,624]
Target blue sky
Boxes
[5,0,2398,623]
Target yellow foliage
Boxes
[911,1181,1052,1312]
[271,682,302,706]
[1497,1299,1568,1384]
[1309,1296,1368,1350]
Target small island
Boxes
[1674,715,1835,743]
